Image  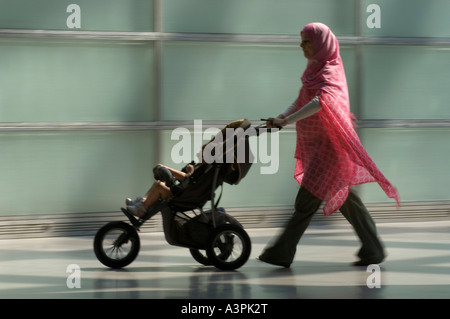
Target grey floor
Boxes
[1,220,449,299]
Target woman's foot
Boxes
[352,257,384,266]
[257,255,291,268]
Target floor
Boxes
[1,220,449,300]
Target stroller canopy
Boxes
[200,119,254,185]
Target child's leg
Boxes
[128,181,171,217]
[142,180,171,209]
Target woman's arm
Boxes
[284,96,321,125]
[267,96,321,128]
[279,103,298,118]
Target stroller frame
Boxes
[93,120,268,271]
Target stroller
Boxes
[94,119,270,270]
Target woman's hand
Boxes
[266,115,287,128]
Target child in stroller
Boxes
[125,162,197,218]
[125,118,254,219]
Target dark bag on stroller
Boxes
[165,208,227,249]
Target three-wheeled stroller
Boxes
[94,119,266,270]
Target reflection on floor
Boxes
[0,220,449,299]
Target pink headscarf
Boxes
[293,22,400,215]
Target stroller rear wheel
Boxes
[205,224,251,270]
[188,214,243,267]
[93,221,140,268]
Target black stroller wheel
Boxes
[205,224,251,270]
[93,221,140,268]
[189,215,243,267]
[189,249,212,266]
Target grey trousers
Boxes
[259,187,385,266]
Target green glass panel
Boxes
[159,128,299,208]
[361,45,450,120]
[161,42,356,121]
[0,0,153,31]
[0,38,154,122]
[0,131,156,216]
[361,0,450,37]
[359,128,450,203]
[341,46,358,115]
[163,0,355,36]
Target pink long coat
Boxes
[292,23,400,215]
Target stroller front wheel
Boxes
[205,224,251,270]
[93,221,140,268]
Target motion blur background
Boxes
[1,0,449,238]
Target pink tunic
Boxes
[293,23,400,215]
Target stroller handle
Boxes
[257,118,282,135]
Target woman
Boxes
[259,22,400,268]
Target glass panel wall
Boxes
[359,128,450,203]
[361,45,450,120]
[0,131,156,215]
[161,42,304,121]
[161,42,357,121]
[0,0,448,217]
[0,38,154,122]
[163,0,355,36]
[0,0,154,31]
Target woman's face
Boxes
[300,32,314,59]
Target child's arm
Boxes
[156,164,194,181]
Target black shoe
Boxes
[352,259,384,267]
[257,256,291,268]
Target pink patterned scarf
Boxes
[293,23,400,215]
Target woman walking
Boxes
[259,22,400,268]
